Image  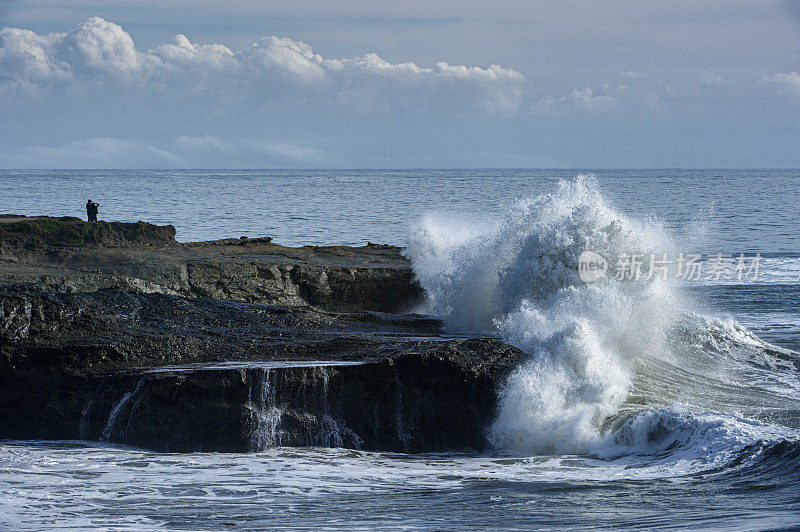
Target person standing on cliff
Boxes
[86,200,99,222]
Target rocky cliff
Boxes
[0,216,422,313]
[0,217,525,453]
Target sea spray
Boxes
[407,174,800,457]
[406,174,672,332]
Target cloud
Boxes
[0,17,527,114]
[533,87,618,114]
[699,70,731,87]
[0,135,339,168]
[60,16,145,78]
[175,135,233,152]
[176,136,331,165]
[249,141,328,163]
[566,87,617,111]
[529,71,681,116]
[764,72,800,98]
[0,27,72,92]
[4,14,796,168]
[623,70,647,79]
[0,137,185,168]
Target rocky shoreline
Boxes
[0,216,524,452]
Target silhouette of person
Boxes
[86,200,99,222]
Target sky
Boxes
[1,1,799,168]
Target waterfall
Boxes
[100,379,144,442]
[246,365,363,451]
[247,368,285,451]
[79,399,94,440]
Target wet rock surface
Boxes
[0,217,525,452]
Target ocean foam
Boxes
[407,174,800,458]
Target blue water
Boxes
[1,169,799,530]
[1,169,798,253]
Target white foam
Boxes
[143,360,362,374]
[0,431,796,531]
[407,174,800,457]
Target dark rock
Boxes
[0,218,422,312]
[0,216,177,250]
[0,289,525,452]
[80,339,521,453]
[0,217,527,453]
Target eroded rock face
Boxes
[0,289,525,452]
[81,341,520,453]
[0,216,423,312]
[0,218,527,453]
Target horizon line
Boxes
[2,167,800,172]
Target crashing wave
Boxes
[407,174,800,460]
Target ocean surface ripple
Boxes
[1,169,799,530]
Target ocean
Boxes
[1,169,799,530]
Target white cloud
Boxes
[0,138,185,168]
[250,141,328,163]
[175,135,234,152]
[567,87,617,111]
[60,16,145,78]
[764,72,800,98]
[699,70,731,87]
[0,135,338,168]
[0,27,72,93]
[529,72,681,116]
[533,87,617,114]
[0,17,527,114]
[0,3,797,170]
[176,135,330,163]
[623,70,647,79]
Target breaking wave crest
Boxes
[407,174,800,466]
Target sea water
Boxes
[1,169,799,530]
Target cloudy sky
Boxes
[1,1,799,168]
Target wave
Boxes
[687,256,800,286]
[407,174,800,461]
